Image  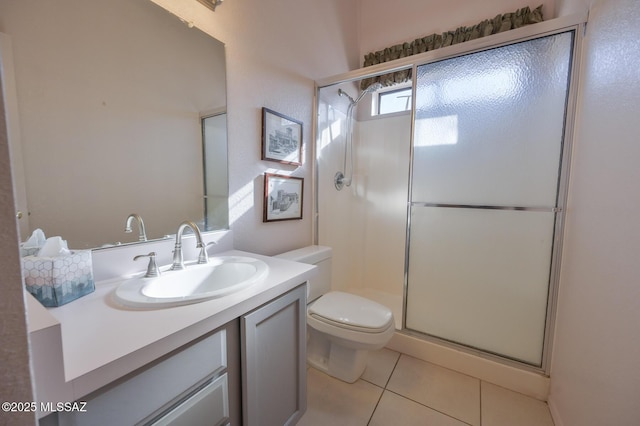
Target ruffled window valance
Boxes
[360,5,544,90]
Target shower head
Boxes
[338,82,384,106]
[353,82,384,104]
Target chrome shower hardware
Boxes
[334,82,383,191]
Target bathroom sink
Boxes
[114,256,269,308]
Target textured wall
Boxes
[549,0,640,424]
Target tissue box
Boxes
[23,250,95,307]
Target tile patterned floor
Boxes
[298,348,555,426]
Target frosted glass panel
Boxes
[412,32,573,207]
[406,207,555,365]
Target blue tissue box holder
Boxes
[23,250,95,307]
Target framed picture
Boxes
[261,107,303,166]
[263,173,304,222]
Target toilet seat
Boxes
[308,291,394,333]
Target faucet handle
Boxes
[134,252,161,278]
[197,243,209,264]
[196,240,217,264]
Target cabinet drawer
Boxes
[60,328,227,426]
[151,374,229,426]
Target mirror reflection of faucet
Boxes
[170,221,209,271]
[124,213,147,242]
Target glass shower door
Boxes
[405,31,575,366]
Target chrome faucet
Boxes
[124,213,147,242]
[170,221,208,270]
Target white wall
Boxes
[316,91,363,290]
[554,0,589,16]
[316,87,364,290]
[152,0,360,256]
[548,0,640,424]
[316,106,410,304]
[316,88,410,303]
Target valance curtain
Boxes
[360,5,544,90]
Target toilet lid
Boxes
[308,292,393,333]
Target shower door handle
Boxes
[409,202,561,213]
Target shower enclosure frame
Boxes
[313,13,586,375]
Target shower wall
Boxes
[357,115,411,297]
[317,88,411,318]
[317,97,363,291]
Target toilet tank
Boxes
[275,245,332,303]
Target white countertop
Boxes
[29,249,315,401]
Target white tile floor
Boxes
[298,348,555,426]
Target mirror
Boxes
[0,0,228,249]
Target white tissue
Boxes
[23,228,47,248]
[38,236,71,257]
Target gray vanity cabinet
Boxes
[44,284,306,426]
[53,321,240,426]
[241,284,307,426]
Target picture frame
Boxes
[261,107,303,166]
[263,173,304,222]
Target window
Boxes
[377,87,412,115]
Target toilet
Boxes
[276,245,395,383]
